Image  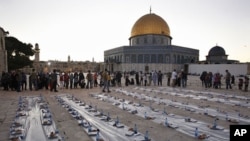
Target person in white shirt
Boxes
[171,69,177,87]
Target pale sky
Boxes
[1,0,250,62]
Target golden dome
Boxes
[130,13,170,38]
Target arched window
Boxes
[144,54,150,63]
[173,55,176,63]
[161,38,164,44]
[136,38,139,44]
[158,54,163,63]
[181,55,184,63]
[166,55,169,63]
[131,54,136,63]
[144,37,147,44]
[177,55,180,64]
[151,54,156,63]
[138,54,143,63]
[125,56,130,63]
[152,37,156,44]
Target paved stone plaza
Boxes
[1,76,249,141]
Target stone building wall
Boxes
[0,27,8,75]
[106,63,183,74]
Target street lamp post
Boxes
[12,50,16,57]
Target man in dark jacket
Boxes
[50,69,58,92]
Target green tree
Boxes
[5,36,34,71]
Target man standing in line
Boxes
[21,72,27,91]
[181,69,187,88]
[78,70,85,88]
[171,69,177,87]
[166,72,171,86]
[116,71,122,87]
[135,72,140,86]
[93,72,98,87]
[86,70,93,89]
[64,72,69,89]
[102,69,110,92]
[152,70,158,86]
[158,70,163,86]
[30,68,38,90]
[50,69,58,92]
[225,70,232,89]
[69,72,74,89]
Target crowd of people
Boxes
[200,69,249,92]
[0,69,99,92]
[0,68,249,92]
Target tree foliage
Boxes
[5,36,35,71]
